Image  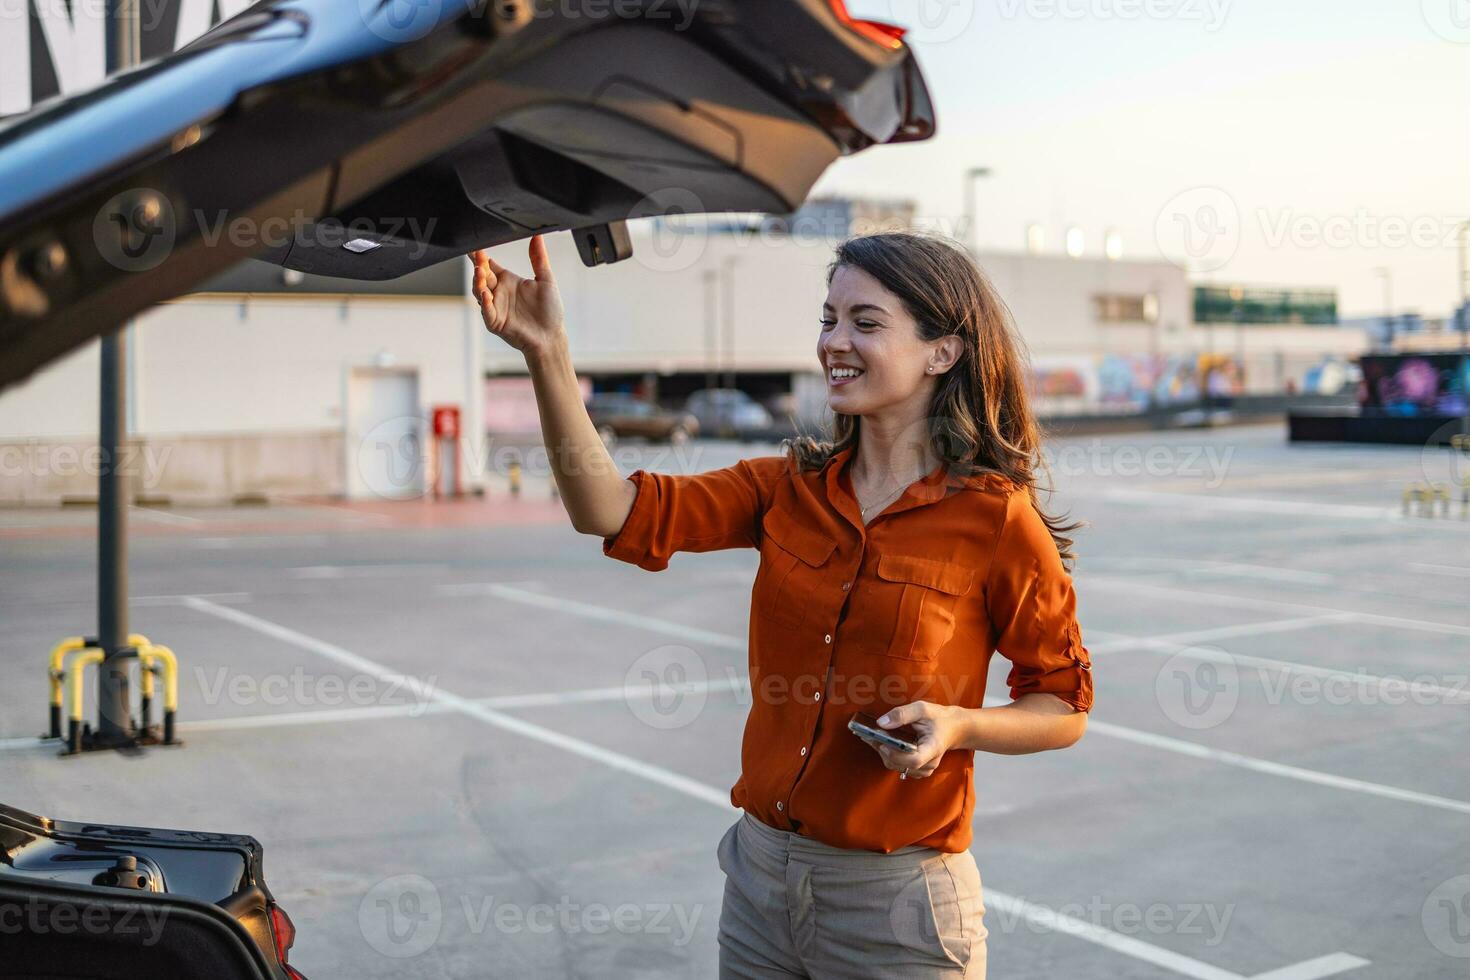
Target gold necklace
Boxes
[856,461,934,518]
[858,483,908,518]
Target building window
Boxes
[1093,294,1157,324]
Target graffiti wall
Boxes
[1030,353,1246,413]
[1358,353,1470,417]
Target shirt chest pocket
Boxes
[755,507,836,630]
[876,554,975,662]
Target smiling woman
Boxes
[470,231,1092,979]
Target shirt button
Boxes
[813,692,821,702]
[824,633,832,644]
[776,801,784,811]
[800,746,807,756]
[841,582,851,591]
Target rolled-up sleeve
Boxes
[985,488,1093,713]
[602,457,776,572]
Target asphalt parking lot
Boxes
[2,422,1468,979]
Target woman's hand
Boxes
[857,702,965,780]
[469,235,567,359]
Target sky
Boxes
[821,0,1470,317]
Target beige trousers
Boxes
[716,811,988,979]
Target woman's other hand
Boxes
[859,702,964,780]
[469,235,567,360]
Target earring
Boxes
[926,366,933,373]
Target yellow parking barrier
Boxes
[46,633,150,739]
[1431,482,1452,518]
[1402,482,1428,517]
[137,643,180,745]
[65,649,104,754]
[53,634,180,753]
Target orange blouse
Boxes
[602,444,1093,854]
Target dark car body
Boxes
[0,801,303,979]
[0,0,935,392]
[588,392,699,444]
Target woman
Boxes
[469,231,1093,979]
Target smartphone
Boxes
[848,711,921,754]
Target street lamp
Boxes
[962,166,992,254]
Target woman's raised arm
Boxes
[469,237,635,537]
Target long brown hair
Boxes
[783,231,1085,568]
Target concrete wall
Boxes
[0,293,483,504]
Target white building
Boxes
[2,219,1378,504]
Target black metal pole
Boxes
[96,0,141,747]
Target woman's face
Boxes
[818,263,944,417]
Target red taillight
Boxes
[268,903,307,979]
[827,0,907,50]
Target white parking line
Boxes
[181,596,731,810]
[131,507,203,526]
[1086,615,1470,704]
[1086,556,1335,587]
[1085,576,1470,639]
[445,582,747,650]
[289,564,449,579]
[478,585,1470,815]
[132,592,253,606]
[1069,716,1470,816]
[1099,488,1400,522]
[174,597,1367,980]
[1407,562,1470,578]
[981,892,1366,980]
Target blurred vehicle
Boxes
[0,0,936,392]
[685,388,776,439]
[588,393,698,446]
[0,801,305,980]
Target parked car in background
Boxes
[685,389,776,440]
[0,801,306,980]
[588,394,698,446]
